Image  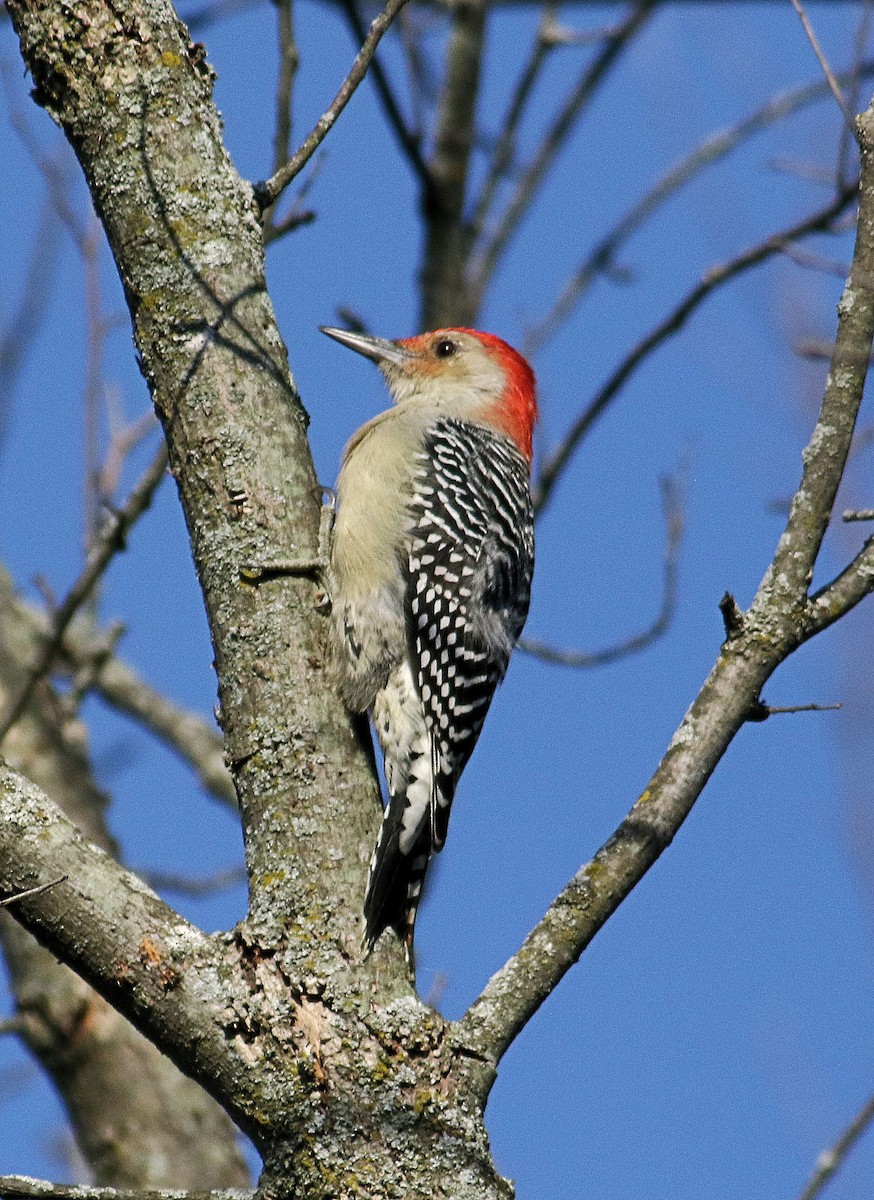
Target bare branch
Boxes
[525,64,874,356]
[0,1016,30,1036]
[396,5,435,142]
[338,0,432,191]
[260,0,300,239]
[783,243,851,276]
[467,3,559,248]
[141,866,246,896]
[797,1092,874,1200]
[836,3,873,187]
[255,0,412,210]
[844,508,874,522]
[767,702,842,714]
[0,444,169,745]
[805,534,874,636]
[420,0,486,328]
[519,473,683,668]
[790,0,855,130]
[468,1,656,309]
[454,100,874,1079]
[271,0,298,174]
[0,1177,251,1200]
[0,201,61,449]
[5,581,236,809]
[531,182,857,515]
[97,410,161,503]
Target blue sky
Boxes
[2,3,874,1197]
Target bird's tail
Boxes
[364,664,445,965]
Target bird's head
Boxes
[321,325,538,462]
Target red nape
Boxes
[460,329,539,462]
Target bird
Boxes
[321,324,537,967]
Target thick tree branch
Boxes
[0,765,228,1071]
[419,0,486,329]
[0,1179,251,1200]
[456,100,874,1080]
[7,0,385,978]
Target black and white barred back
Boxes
[363,417,534,962]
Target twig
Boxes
[271,0,298,175]
[468,0,656,309]
[0,1177,252,1200]
[255,0,411,211]
[797,1092,874,1200]
[770,156,841,186]
[843,508,874,521]
[1,876,67,908]
[0,200,61,450]
[837,2,874,187]
[531,181,857,515]
[141,865,246,896]
[854,422,874,453]
[524,64,874,356]
[97,409,160,501]
[782,244,851,276]
[261,0,299,238]
[519,473,683,668]
[795,337,874,363]
[72,634,235,807]
[396,5,434,144]
[468,3,560,248]
[0,1016,29,1036]
[2,69,87,249]
[338,0,431,193]
[747,701,841,720]
[790,0,855,130]
[0,443,169,744]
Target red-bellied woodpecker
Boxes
[321,325,537,965]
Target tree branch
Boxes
[519,473,682,667]
[524,63,874,356]
[0,444,169,745]
[467,0,656,310]
[419,0,486,328]
[338,0,432,192]
[255,0,411,210]
[0,763,261,1123]
[797,1092,874,1200]
[455,100,874,1082]
[532,181,857,515]
[0,1178,251,1200]
[466,2,558,255]
[790,0,854,129]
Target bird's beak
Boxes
[320,326,414,368]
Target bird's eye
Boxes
[435,339,457,358]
